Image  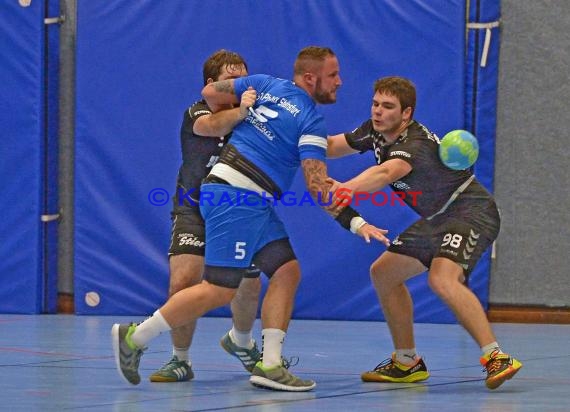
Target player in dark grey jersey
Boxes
[327,76,522,390]
[149,50,262,382]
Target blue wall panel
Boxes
[0,1,45,313]
[74,0,470,322]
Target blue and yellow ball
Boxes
[438,130,479,170]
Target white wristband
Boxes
[350,216,367,234]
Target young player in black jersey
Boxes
[327,76,522,390]
[149,50,262,382]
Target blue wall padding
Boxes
[73,0,473,322]
[0,1,45,313]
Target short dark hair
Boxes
[293,46,336,76]
[202,49,248,85]
[374,76,416,117]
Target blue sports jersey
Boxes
[231,74,327,192]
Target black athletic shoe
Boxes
[361,353,430,383]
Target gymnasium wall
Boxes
[71,0,470,321]
[1,0,508,321]
[0,0,45,313]
[492,0,570,306]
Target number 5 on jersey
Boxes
[235,241,247,260]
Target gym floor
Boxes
[1,315,568,411]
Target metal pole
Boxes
[57,0,76,312]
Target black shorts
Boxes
[168,206,260,278]
[168,206,206,256]
[388,201,500,275]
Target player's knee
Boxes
[252,238,297,279]
[427,272,453,299]
[370,260,384,283]
[287,265,301,286]
[204,265,248,289]
[274,260,301,285]
[168,255,203,295]
[169,275,201,296]
[237,277,262,300]
[206,283,237,306]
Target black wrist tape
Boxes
[335,206,360,231]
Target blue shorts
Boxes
[200,184,288,268]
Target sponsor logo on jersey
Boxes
[390,150,411,158]
[246,116,275,140]
[178,233,205,248]
[441,248,458,257]
[249,105,278,123]
[257,92,280,104]
[193,109,211,117]
[277,98,301,117]
[392,181,411,190]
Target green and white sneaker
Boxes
[111,323,145,385]
[250,361,316,392]
[149,355,194,382]
[220,332,261,372]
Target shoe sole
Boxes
[149,367,193,383]
[486,362,523,390]
[149,375,191,383]
[250,375,316,392]
[111,324,136,385]
[361,371,430,383]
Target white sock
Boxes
[173,347,189,363]
[481,341,502,357]
[130,310,171,348]
[230,327,254,349]
[261,328,285,368]
[395,348,418,366]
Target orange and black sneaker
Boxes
[480,350,523,389]
[361,353,430,383]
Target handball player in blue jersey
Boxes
[112,47,389,391]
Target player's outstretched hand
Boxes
[357,223,390,246]
[326,177,355,208]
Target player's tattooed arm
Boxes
[302,160,390,245]
[212,79,235,95]
[194,87,256,136]
[301,159,343,218]
[202,79,239,113]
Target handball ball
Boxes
[439,130,479,170]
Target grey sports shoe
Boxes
[149,355,194,382]
[111,323,145,385]
[249,361,316,392]
[220,332,261,372]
